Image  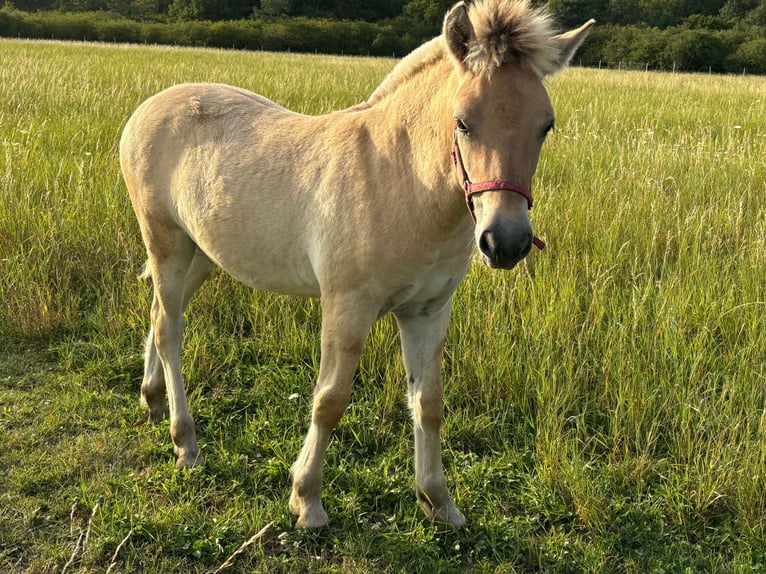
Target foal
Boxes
[121,0,594,527]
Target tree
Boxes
[259,0,291,17]
[720,0,760,20]
[746,0,766,24]
[729,36,766,72]
[662,28,726,71]
[168,0,203,20]
[403,0,452,30]
[8,0,58,9]
[608,0,639,25]
[547,0,609,28]
[57,0,108,11]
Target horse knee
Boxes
[409,386,444,429]
[312,386,350,428]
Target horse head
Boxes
[444,0,595,269]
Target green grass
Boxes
[1,38,765,573]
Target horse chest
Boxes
[379,256,469,317]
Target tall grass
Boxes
[1,39,765,572]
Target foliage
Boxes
[0,5,426,55]
[2,0,766,73]
[1,39,766,572]
[402,0,453,28]
[730,36,766,72]
[579,21,766,73]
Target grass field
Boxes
[1,38,765,573]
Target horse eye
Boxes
[455,118,470,134]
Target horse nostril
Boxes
[479,229,497,262]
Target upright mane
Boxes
[356,37,445,109]
[357,0,561,110]
[462,0,559,77]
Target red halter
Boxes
[451,129,546,250]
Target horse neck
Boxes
[360,49,466,227]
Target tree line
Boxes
[2,0,765,73]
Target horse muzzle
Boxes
[478,224,533,269]
[452,131,546,260]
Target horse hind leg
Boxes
[141,247,214,423]
[145,234,210,468]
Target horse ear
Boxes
[548,19,596,75]
[443,2,475,69]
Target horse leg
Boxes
[141,248,213,423]
[146,232,204,468]
[289,295,376,528]
[395,302,466,527]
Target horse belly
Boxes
[170,144,322,296]
[221,248,319,297]
[182,209,321,297]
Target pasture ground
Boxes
[1,39,765,573]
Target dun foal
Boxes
[121,0,594,527]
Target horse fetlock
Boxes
[170,417,199,463]
[140,378,168,421]
[173,427,204,468]
[145,405,169,424]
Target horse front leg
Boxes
[395,301,466,527]
[289,295,376,528]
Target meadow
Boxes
[1,38,765,573]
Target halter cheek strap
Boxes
[451,131,546,251]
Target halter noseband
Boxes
[451,128,546,250]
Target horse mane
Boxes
[351,37,445,110]
[464,0,559,77]
[352,0,558,110]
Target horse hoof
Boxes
[175,450,204,469]
[295,509,329,529]
[146,408,169,423]
[442,507,467,527]
[290,492,329,528]
[420,501,467,527]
